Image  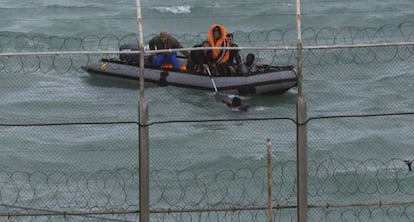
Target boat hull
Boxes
[82,60,297,95]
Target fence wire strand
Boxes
[2,23,414,221]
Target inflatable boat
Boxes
[81,46,297,95]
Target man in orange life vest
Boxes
[148,31,189,70]
[205,24,230,75]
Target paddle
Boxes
[206,67,248,111]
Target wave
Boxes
[39,0,108,9]
[44,4,103,10]
[150,5,192,14]
[0,3,102,10]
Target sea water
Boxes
[1,0,414,220]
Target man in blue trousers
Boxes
[148,31,189,70]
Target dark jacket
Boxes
[149,35,190,57]
[228,43,241,65]
[149,35,183,50]
[191,44,212,64]
[188,43,212,71]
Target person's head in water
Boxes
[245,53,255,65]
[231,97,242,107]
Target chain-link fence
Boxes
[1,18,414,221]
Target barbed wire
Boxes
[0,23,412,75]
[0,158,411,212]
[3,206,414,222]
[1,21,414,222]
[1,22,414,52]
[0,45,413,75]
[0,158,413,220]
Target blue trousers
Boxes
[152,52,181,69]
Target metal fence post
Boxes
[135,0,150,221]
[296,0,308,221]
[267,139,273,222]
[138,101,149,222]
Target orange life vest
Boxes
[161,63,187,71]
[208,24,230,64]
[161,63,173,69]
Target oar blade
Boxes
[214,93,229,104]
[207,67,248,111]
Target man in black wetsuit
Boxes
[188,40,211,74]
[226,33,242,75]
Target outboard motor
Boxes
[119,44,140,66]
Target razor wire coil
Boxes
[0,158,412,212]
[1,22,414,51]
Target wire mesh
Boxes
[2,24,414,221]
